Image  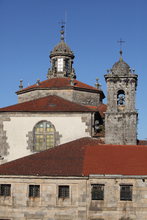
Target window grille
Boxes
[91,184,104,200]
[0,184,11,196]
[120,185,132,201]
[58,185,69,198]
[29,185,40,198]
[34,121,55,152]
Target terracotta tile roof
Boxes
[0,95,96,112]
[86,104,107,117]
[0,137,147,177]
[16,78,104,97]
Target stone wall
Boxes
[106,77,137,112]
[105,112,137,145]
[0,176,147,219]
[104,75,138,145]
[17,89,101,106]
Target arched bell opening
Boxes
[117,90,125,110]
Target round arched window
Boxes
[33,121,55,152]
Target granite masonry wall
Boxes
[105,75,138,145]
[17,89,101,106]
[0,176,147,219]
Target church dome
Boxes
[50,40,74,59]
[112,58,130,75]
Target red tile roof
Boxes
[0,95,97,112]
[16,77,104,97]
[86,104,107,117]
[0,137,147,177]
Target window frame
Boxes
[33,120,55,152]
[120,184,133,201]
[29,185,40,198]
[91,184,104,200]
[58,185,70,199]
[0,184,11,197]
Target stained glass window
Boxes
[34,121,55,152]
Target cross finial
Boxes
[117,38,125,58]
[59,21,66,41]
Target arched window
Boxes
[117,90,125,106]
[33,121,55,152]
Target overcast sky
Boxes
[0,0,147,139]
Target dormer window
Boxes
[57,58,63,72]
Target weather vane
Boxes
[117,38,125,57]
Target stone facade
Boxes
[17,88,101,106]
[105,112,137,145]
[0,175,147,219]
[104,60,138,145]
[0,112,91,163]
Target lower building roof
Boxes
[0,137,147,177]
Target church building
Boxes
[0,27,147,220]
[0,26,105,163]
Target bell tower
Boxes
[47,25,76,79]
[104,50,138,145]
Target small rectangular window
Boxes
[120,184,132,201]
[91,184,104,200]
[29,185,40,198]
[58,185,69,198]
[0,184,11,197]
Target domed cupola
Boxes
[47,25,76,79]
[50,39,74,59]
[111,57,130,76]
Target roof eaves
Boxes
[16,86,102,95]
[0,175,89,179]
[16,86,74,94]
[0,110,94,113]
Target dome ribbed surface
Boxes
[50,40,74,58]
[112,59,130,75]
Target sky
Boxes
[0,0,147,140]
